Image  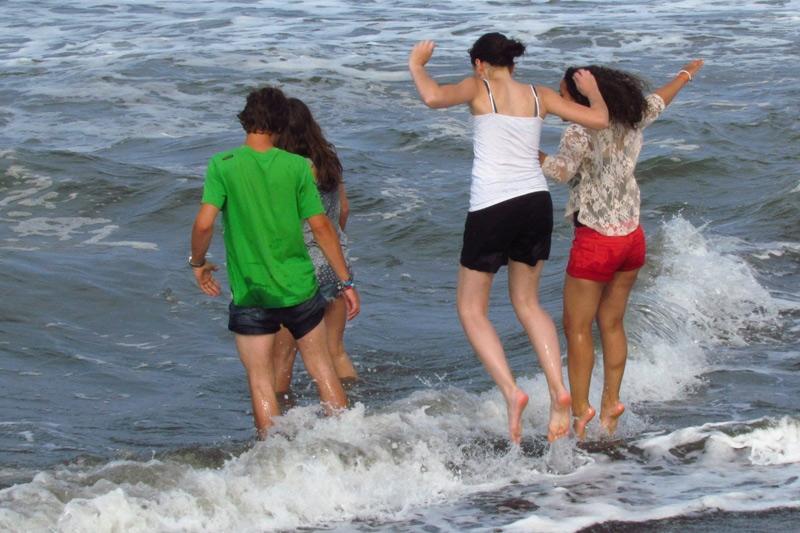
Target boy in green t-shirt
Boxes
[189,86,360,439]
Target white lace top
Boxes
[541,93,666,236]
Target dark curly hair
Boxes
[237,86,289,134]
[468,32,526,67]
[276,98,343,193]
[563,66,650,128]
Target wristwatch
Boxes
[188,255,206,268]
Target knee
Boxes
[597,313,624,335]
[510,294,541,317]
[563,315,591,342]
[457,300,486,325]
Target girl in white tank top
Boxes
[409,32,609,445]
[470,80,547,211]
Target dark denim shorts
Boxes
[228,291,326,340]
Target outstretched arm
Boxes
[190,203,221,297]
[654,59,704,106]
[307,214,360,320]
[538,70,609,130]
[409,40,478,109]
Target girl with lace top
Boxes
[273,98,358,399]
[409,33,609,444]
[539,60,704,439]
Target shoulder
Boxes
[534,85,558,100]
[644,93,667,111]
[208,147,240,166]
[644,93,666,115]
[273,148,309,166]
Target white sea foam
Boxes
[0,407,797,532]
[646,217,780,345]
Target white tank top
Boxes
[469,81,548,212]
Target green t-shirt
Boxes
[201,145,325,308]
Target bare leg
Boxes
[234,333,280,440]
[272,326,297,396]
[563,274,605,439]
[596,268,639,436]
[324,296,358,382]
[508,260,571,442]
[457,266,528,444]
[295,320,348,414]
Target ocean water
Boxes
[1,0,799,531]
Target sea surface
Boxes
[1,1,798,531]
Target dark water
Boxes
[0,1,798,531]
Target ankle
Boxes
[601,396,621,409]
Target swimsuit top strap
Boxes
[482,78,497,113]
[530,84,541,119]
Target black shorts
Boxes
[228,291,326,339]
[460,191,553,273]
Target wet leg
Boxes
[508,260,571,442]
[235,333,280,440]
[295,320,348,414]
[563,274,604,439]
[457,266,528,444]
[272,326,298,399]
[324,296,358,382]
[596,268,639,436]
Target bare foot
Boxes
[572,405,596,440]
[547,389,572,442]
[599,401,625,436]
[507,388,529,444]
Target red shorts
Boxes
[566,225,646,283]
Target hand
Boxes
[193,262,221,297]
[342,287,360,320]
[681,59,704,79]
[409,40,435,69]
[572,69,601,98]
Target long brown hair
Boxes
[563,66,649,128]
[276,98,343,193]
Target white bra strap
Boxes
[482,78,497,113]
[530,84,541,118]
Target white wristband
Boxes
[678,69,693,82]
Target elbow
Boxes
[420,92,447,109]
[421,94,439,108]
[308,214,336,238]
[192,219,214,236]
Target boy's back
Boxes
[202,146,324,308]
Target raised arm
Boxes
[654,59,704,106]
[408,40,479,109]
[538,70,609,130]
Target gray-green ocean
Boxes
[1,1,798,531]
